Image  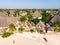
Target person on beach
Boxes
[13,40,15,44]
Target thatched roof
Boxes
[0,17,20,27]
[9,10,15,16]
[0,11,8,17]
[36,21,45,27]
[32,10,42,18]
[49,15,60,24]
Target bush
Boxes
[9,24,16,32]
[2,32,12,38]
[52,22,60,32]
[30,29,35,33]
[18,27,25,33]
[40,30,43,33]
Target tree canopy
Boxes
[20,16,27,22]
[6,9,10,16]
[52,22,60,32]
[13,9,20,17]
[41,10,52,22]
[30,29,35,33]
[31,18,40,24]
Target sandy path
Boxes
[0,32,60,45]
[0,33,45,45]
[45,34,60,45]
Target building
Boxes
[36,21,45,30]
[49,15,60,24]
[32,10,42,19]
[0,17,20,27]
[20,11,27,16]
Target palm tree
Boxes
[6,9,10,16]
[13,9,20,17]
[41,10,52,22]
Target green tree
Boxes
[31,18,40,24]
[2,32,12,38]
[13,12,17,17]
[25,9,30,15]
[6,9,10,16]
[32,9,36,13]
[52,22,60,32]
[18,27,25,33]
[20,16,27,22]
[9,24,16,32]
[27,15,33,21]
[13,9,20,17]
[41,10,52,22]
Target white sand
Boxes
[0,32,60,45]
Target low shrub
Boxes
[2,32,12,38]
[30,29,35,33]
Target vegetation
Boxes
[13,11,17,17]
[39,30,43,33]
[27,15,33,21]
[41,10,52,22]
[6,9,10,16]
[13,9,20,17]
[37,27,43,33]
[52,22,60,32]
[20,16,27,22]
[18,27,25,33]
[25,9,30,15]
[30,29,35,33]
[0,9,60,35]
[9,24,16,32]
[2,32,12,38]
[0,9,3,12]
[32,9,36,13]
[31,18,40,24]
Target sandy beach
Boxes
[0,32,60,45]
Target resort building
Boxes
[20,11,27,16]
[32,10,42,19]
[49,15,60,24]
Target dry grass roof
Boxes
[0,17,20,27]
[32,10,41,18]
[50,15,60,23]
